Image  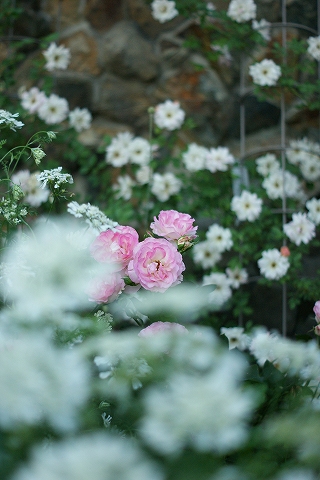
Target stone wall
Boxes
[7,0,319,155]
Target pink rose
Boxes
[128,237,185,292]
[314,300,320,322]
[90,226,139,271]
[150,210,198,241]
[88,272,125,304]
[138,321,188,337]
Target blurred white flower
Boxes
[0,109,24,131]
[258,248,289,280]
[69,107,92,132]
[227,0,256,22]
[262,170,302,200]
[154,100,185,130]
[206,224,233,252]
[151,0,178,23]
[11,170,50,207]
[220,327,250,350]
[43,42,71,71]
[12,432,163,480]
[113,174,135,200]
[226,267,248,288]
[105,135,131,167]
[283,212,315,246]
[37,94,69,124]
[252,19,271,41]
[135,165,152,185]
[231,190,262,222]
[286,137,320,165]
[128,137,151,165]
[20,86,46,114]
[206,146,235,173]
[306,197,320,225]
[192,240,222,269]
[151,172,181,201]
[299,155,320,182]
[203,272,233,307]
[182,143,208,172]
[0,331,89,431]
[307,35,320,61]
[249,59,281,86]
[255,153,280,177]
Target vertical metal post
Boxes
[281,0,287,336]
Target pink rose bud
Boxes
[128,237,185,292]
[150,210,198,242]
[138,321,188,337]
[280,246,290,257]
[90,226,139,270]
[313,300,320,322]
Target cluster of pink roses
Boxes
[88,210,198,304]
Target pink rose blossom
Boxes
[128,237,185,292]
[313,300,320,322]
[138,321,188,337]
[90,226,139,271]
[88,272,125,304]
[150,209,198,241]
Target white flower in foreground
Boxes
[43,42,71,71]
[0,109,24,131]
[262,170,301,200]
[249,59,281,86]
[20,86,46,114]
[249,329,280,366]
[37,93,69,124]
[258,248,290,280]
[306,198,320,225]
[226,267,248,288]
[0,332,89,431]
[112,174,136,200]
[283,212,315,246]
[12,432,163,480]
[11,170,50,207]
[252,18,271,41]
[69,107,92,132]
[151,172,181,201]
[231,190,262,222]
[182,143,208,172]
[128,137,151,165]
[255,153,280,177]
[206,146,235,173]
[307,35,320,61]
[206,223,233,252]
[151,0,178,23]
[67,201,118,232]
[203,272,232,307]
[37,166,73,190]
[220,327,250,350]
[154,100,185,131]
[192,240,222,269]
[227,0,256,23]
[140,353,255,454]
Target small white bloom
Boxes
[249,329,279,366]
[182,143,208,172]
[252,19,271,41]
[283,212,316,246]
[226,267,248,288]
[151,0,178,23]
[306,197,320,225]
[206,223,233,252]
[0,109,24,131]
[231,190,262,222]
[203,272,233,307]
[128,137,151,165]
[151,172,181,201]
[262,170,302,200]
[227,0,256,23]
[105,131,133,167]
[192,241,222,269]
[69,107,92,132]
[135,165,152,185]
[154,100,185,131]
[12,170,50,207]
[286,137,320,165]
[307,35,320,61]
[112,174,135,200]
[67,201,118,232]
[258,248,290,280]
[220,327,250,350]
[20,87,46,114]
[206,146,234,173]
[37,94,69,125]
[255,153,280,177]
[249,59,281,86]
[299,154,320,182]
[43,42,71,71]
[37,167,73,190]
